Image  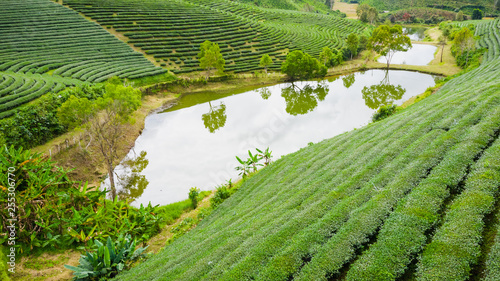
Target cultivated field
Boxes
[63,0,369,74]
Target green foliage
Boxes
[0,84,104,149]
[346,33,359,59]
[198,41,226,79]
[256,147,273,166]
[368,24,412,68]
[319,47,343,67]
[65,234,148,281]
[0,246,10,280]
[451,27,479,68]
[189,187,200,209]
[155,191,211,226]
[210,185,231,209]
[0,146,161,254]
[281,50,327,80]
[472,8,484,20]
[57,96,96,129]
[259,54,273,73]
[371,104,398,122]
[455,11,466,21]
[356,3,378,24]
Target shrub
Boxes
[65,234,148,281]
[281,50,327,81]
[0,145,162,254]
[472,8,484,20]
[189,187,200,209]
[372,104,397,122]
[210,185,231,208]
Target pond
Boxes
[108,70,440,206]
[403,27,427,41]
[378,43,437,66]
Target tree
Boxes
[452,27,476,67]
[281,50,327,81]
[325,0,334,9]
[368,24,412,68]
[496,0,500,11]
[319,46,334,66]
[189,187,200,209]
[259,54,273,74]
[455,11,466,21]
[472,9,483,20]
[198,40,225,80]
[356,4,378,24]
[362,71,406,109]
[281,83,329,115]
[59,83,142,200]
[438,35,446,63]
[346,33,359,59]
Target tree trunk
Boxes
[265,67,268,74]
[108,160,117,200]
[440,44,444,63]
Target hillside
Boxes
[63,0,369,74]
[114,20,500,281]
[0,0,164,118]
[361,0,497,15]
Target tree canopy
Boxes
[281,50,327,81]
[472,9,483,20]
[259,54,273,74]
[346,33,359,59]
[356,4,378,24]
[198,40,225,79]
[368,24,412,68]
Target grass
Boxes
[112,27,500,280]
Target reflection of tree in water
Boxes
[342,73,356,89]
[117,150,149,202]
[257,87,272,100]
[281,82,330,116]
[361,71,406,109]
[202,101,227,133]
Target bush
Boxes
[210,185,231,208]
[65,234,148,281]
[189,187,200,209]
[372,104,397,122]
[0,246,10,280]
[472,9,484,20]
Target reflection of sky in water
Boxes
[403,27,426,41]
[378,43,437,66]
[111,70,437,206]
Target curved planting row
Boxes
[63,0,368,74]
[0,0,164,82]
[474,19,500,63]
[0,72,86,119]
[114,39,500,280]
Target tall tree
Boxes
[368,24,412,68]
[198,40,225,80]
[259,54,273,74]
[356,4,378,24]
[452,27,476,67]
[58,83,142,200]
[472,9,483,20]
[319,46,334,66]
[346,33,359,59]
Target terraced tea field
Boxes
[114,23,500,281]
[0,0,164,118]
[63,0,369,74]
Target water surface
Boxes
[110,70,439,206]
[378,43,437,66]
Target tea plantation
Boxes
[0,0,164,118]
[63,0,369,74]
[114,24,500,281]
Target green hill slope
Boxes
[63,0,369,74]
[114,20,500,281]
[0,0,164,118]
